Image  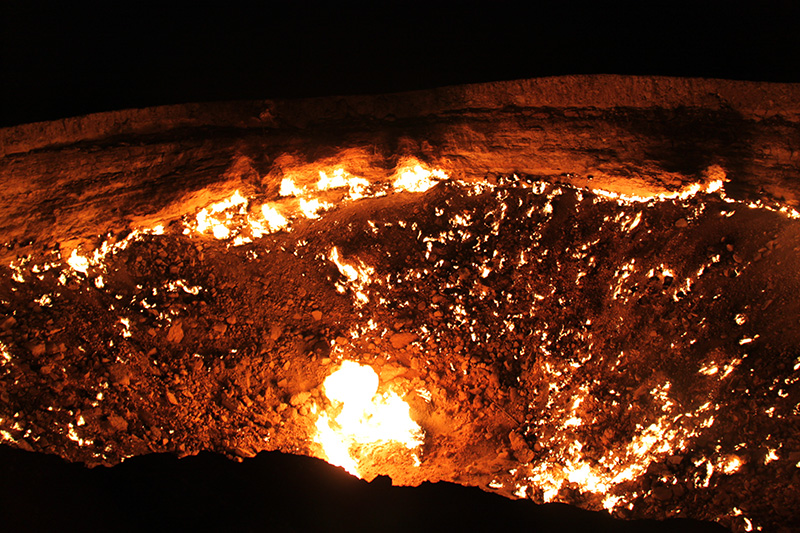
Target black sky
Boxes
[2,1,800,127]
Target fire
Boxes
[313,361,424,478]
[393,163,448,193]
[316,169,370,199]
[67,249,90,274]
[260,205,288,232]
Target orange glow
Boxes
[392,161,449,193]
[313,361,424,478]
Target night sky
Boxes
[0,2,797,531]
[2,1,799,127]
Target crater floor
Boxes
[2,175,799,532]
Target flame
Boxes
[299,198,331,219]
[260,204,288,232]
[316,169,370,200]
[329,247,374,305]
[195,190,247,239]
[393,163,448,193]
[313,361,424,478]
[279,178,303,197]
[67,250,90,274]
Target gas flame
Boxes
[314,361,424,478]
[393,163,449,193]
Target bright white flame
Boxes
[212,224,230,239]
[329,247,374,305]
[314,361,425,478]
[67,250,90,275]
[260,205,289,232]
[764,448,779,464]
[393,164,448,193]
[280,178,303,197]
[194,190,248,239]
[299,198,331,219]
[317,169,348,190]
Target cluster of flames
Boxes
[183,159,448,245]
[312,361,424,478]
[9,159,800,532]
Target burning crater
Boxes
[1,76,800,531]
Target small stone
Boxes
[1,316,17,330]
[109,364,131,386]
[30,343,46,357]
[166,391,179,405]
[726,243,735,252]
[108,415,129,432]
[390,332,417,349]
[652,485,673,501]
[675,218,688,228]
[290,391,311,406]
[270,324,283,341]
[226,316,237,325]
[221,396,237,412]
[213,323,228,334]
[311,310,323,321]
[733,254,743,263]
[667,454,683,465]
[166,323,184,343]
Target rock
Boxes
[652,485,673,501]
[165,391,179,405]
[213,322,228,334]
[30,343,46,357]
[675,218,689,228]
[109,363,131,386]
[166,323,184,343]
[234,446,255,458]
[379,364,407,382]
[508,430,526,450]
[1,316,17,330]
[290,391,311,406]
[226,315,237,325]
[667,454,683,465]
[311,310,323,321]
[270,324,283,340]
[108,415,128,432]
[390,332,417,349]
[221,395,238,412]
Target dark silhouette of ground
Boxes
[0,445,729,532]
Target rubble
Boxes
[2,76,800,531]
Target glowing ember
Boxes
[313,361,424,478]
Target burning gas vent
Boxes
[1,76,799,531]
